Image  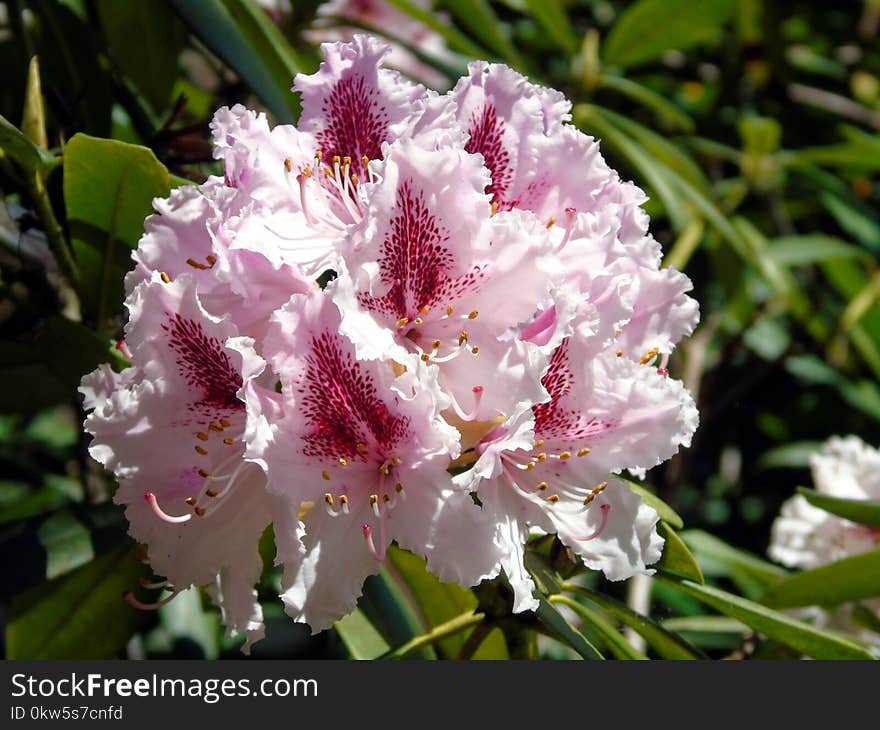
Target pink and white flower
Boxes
[244,290,502,631]
[81,274,272,651]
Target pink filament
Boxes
[571,503,611,541]
[123,589,180,611]
[145,492,191,524]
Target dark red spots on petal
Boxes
[298,332,411,460]
[465,103,512,209]
[357,181,485,320]
[162,314,243,411]
[317,75,389,175]
[533,338,610,440]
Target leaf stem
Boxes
[379,611,485,660]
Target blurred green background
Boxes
[1,0,879,659]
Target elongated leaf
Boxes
[766,234,869,266]
[335,608,390,659]
[597,75,695,134]
[38,510,94,579]
[169,0,302,123]
[359,568,436,659]
[0,113,54,172]
[622,478,684,529]
[550,594,648,660]
[820,192,880,252]
[443,0,525,68]
[658,576,876,660]
[798,487,880,527]
[522,0,577,54]
[63,134,170,328]
[656,522,703,583]
[384,0,488,59]
[6,545,148,659]
[387,546,507,658]
[534,596,604,659]
[96,0,186,113]
[561,583,707,659]
[762,548,880,609]
[680,530,787,586]
[603,0,737,68]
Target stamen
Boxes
[324,493,339,517]
[357,442,367,454]
[577,447,591,457]
[458,331,469,346]
[570,503,611,541]
[546,494,560,503]
[196,432,209,441]
[194,445,208,455]
[446,305,454,317]
[124,589,181,611]
[583,482,608,507]
[145,492,191,524]
[397,317,410,329]
[556,207,577,252]
[449,385,484,422]
[137,577,169,589]
[186,258,208,270]
[322,470,331,481]
[468,310,479,320]
[362,524,386,561]
[220,419,231,428]
[536,482,548,491]
[209,422,223,432]
[223,437,235,445]
[198,469,212,478]
[339,494,350,514]
[160,272,171,284]
[338,457,348,467]
[559,451,571,460]
[640,347,660,365]
[205,488,220,497]
[370,494,380,517]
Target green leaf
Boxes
[549,594,648,659]
[6,544,148,659]
[22,56,48,150]
[560,582,708,659]
[335,608,391,660]
[95,0,186,113]
[0,480,76,524]
[169,0,303,124]
[662,615,749,635]
[0,112,54,172]
[620,478,684,529]
[442,0,526,68]
[820,192,880,252]
[765,235,869,266]
[0,316,108,414]
[386,546,508,658]
[359,568,436,659]
[63,134,170,329]
[656,522,703,583]
[37,510,94,579]
[603,0,737,69]
[522,0,578,54]
[785,355,880,422]
[797,487,880,528]
[657,576,877,660]
[762,548,880,609]
[534,596,604,659]
[597,75,696,134]
[757,441,822,470]
[680,529,788,586]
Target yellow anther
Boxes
[536,482,548,491]
[547,494,560,503]
[351,174,359,185]
[185,497,197,506]
[537,452,547,462]
[206,255,217,267]
[338,457,348,467]
[284,158,292,172]
[369,494,379,507]
[420,305,430,315]
[342,156,351,166]
[332,155,341,165]
[396,317,409,329]
[471,346,480,355]
[160,271,171,283]
[357,442,367,453]
[526,462,535,471]
[616,350,623,357]
[546,217,556,229]
[194,445,208,455]
[361,155,369,168]
[322,471,331,481]
[577,447,591,457]
[421,353,430,362]
[383,494,391,504]
[209,422,223,432]
[391,455,400,465]
[379,463,390,475]
[468,310,478,320]
[206,488,219,497]
[196,432,209,441]
[186,257,207,270]
[220,419,231,428]
[446,305,454,316]
[223,437,235,445]
[459,331,469,346]
[414,317,423,326]
[198,469,212,478]
[195,507,206,517]
[316,151,323,161]
[640,347,660,365]
[339,495,349,506]
[535,439,545,448]
[395,483,404,493]
[324,493,334,506]
[432,339,441,350]
[490,201,499,216]
[560,451,571,460]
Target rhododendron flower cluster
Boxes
[769,436,880,645]
[80,35,699,651]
